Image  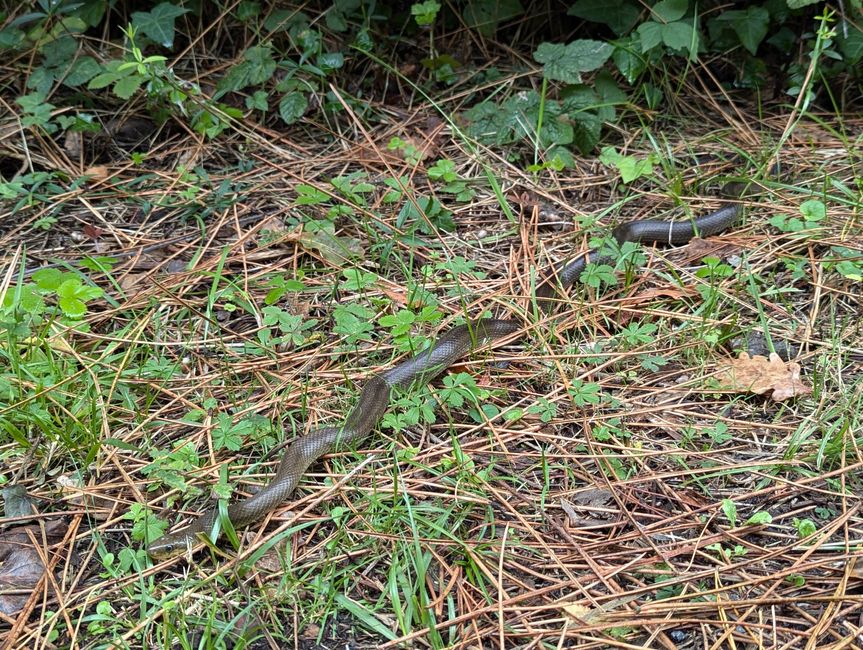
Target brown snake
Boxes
[147,179,754,559]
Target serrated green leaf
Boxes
[113,75,144,100]
[131,2,189,48]
[58,295,86,318]
[56,277,82,299]
[32,268,63,290]
[534,40,613,83]
[571,112,602,154]
[87,69,126,90]
[464,100,519,145]
[243,45,276,84]
[26,67,54,95]
[278,91,308,124]
[786,0,820,7]
[42,35,77,67]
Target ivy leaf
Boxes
[278,91,308,124]
[131,2,189,48]
[723,6,769,55]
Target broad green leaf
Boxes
[32,268,63,290]
[838,25,863,62]
[64,57,101,86]
[662,21,696,53]
[637,22,663,51]
[725,7,770,55]
[534,40,613,83]
[113,75,144,100]
[651,0,688,23]
[612,40,645,84]
[571,112,602,154]
[462,0,523,37]
[317,51,345,72]
[58,296,86,318]
[567,0,640,35]
[131,2,190,48]
[800,199,826,221]
[746,511,773,525]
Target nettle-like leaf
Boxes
[533,40,613,84]
[279,91,308,125]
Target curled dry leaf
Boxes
[715,352,812,402]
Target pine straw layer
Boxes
[1,101,862,649]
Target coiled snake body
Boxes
[147,191,747,559]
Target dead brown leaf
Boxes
[82,165,110,182]
[0,520,66,616]
[715,352,812,402]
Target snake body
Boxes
[147,194,746,559]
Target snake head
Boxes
[147,528,197,560]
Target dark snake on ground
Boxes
[147,177,756,559]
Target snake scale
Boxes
[147,181,751,559]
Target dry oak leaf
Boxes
[716,352,812,402]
